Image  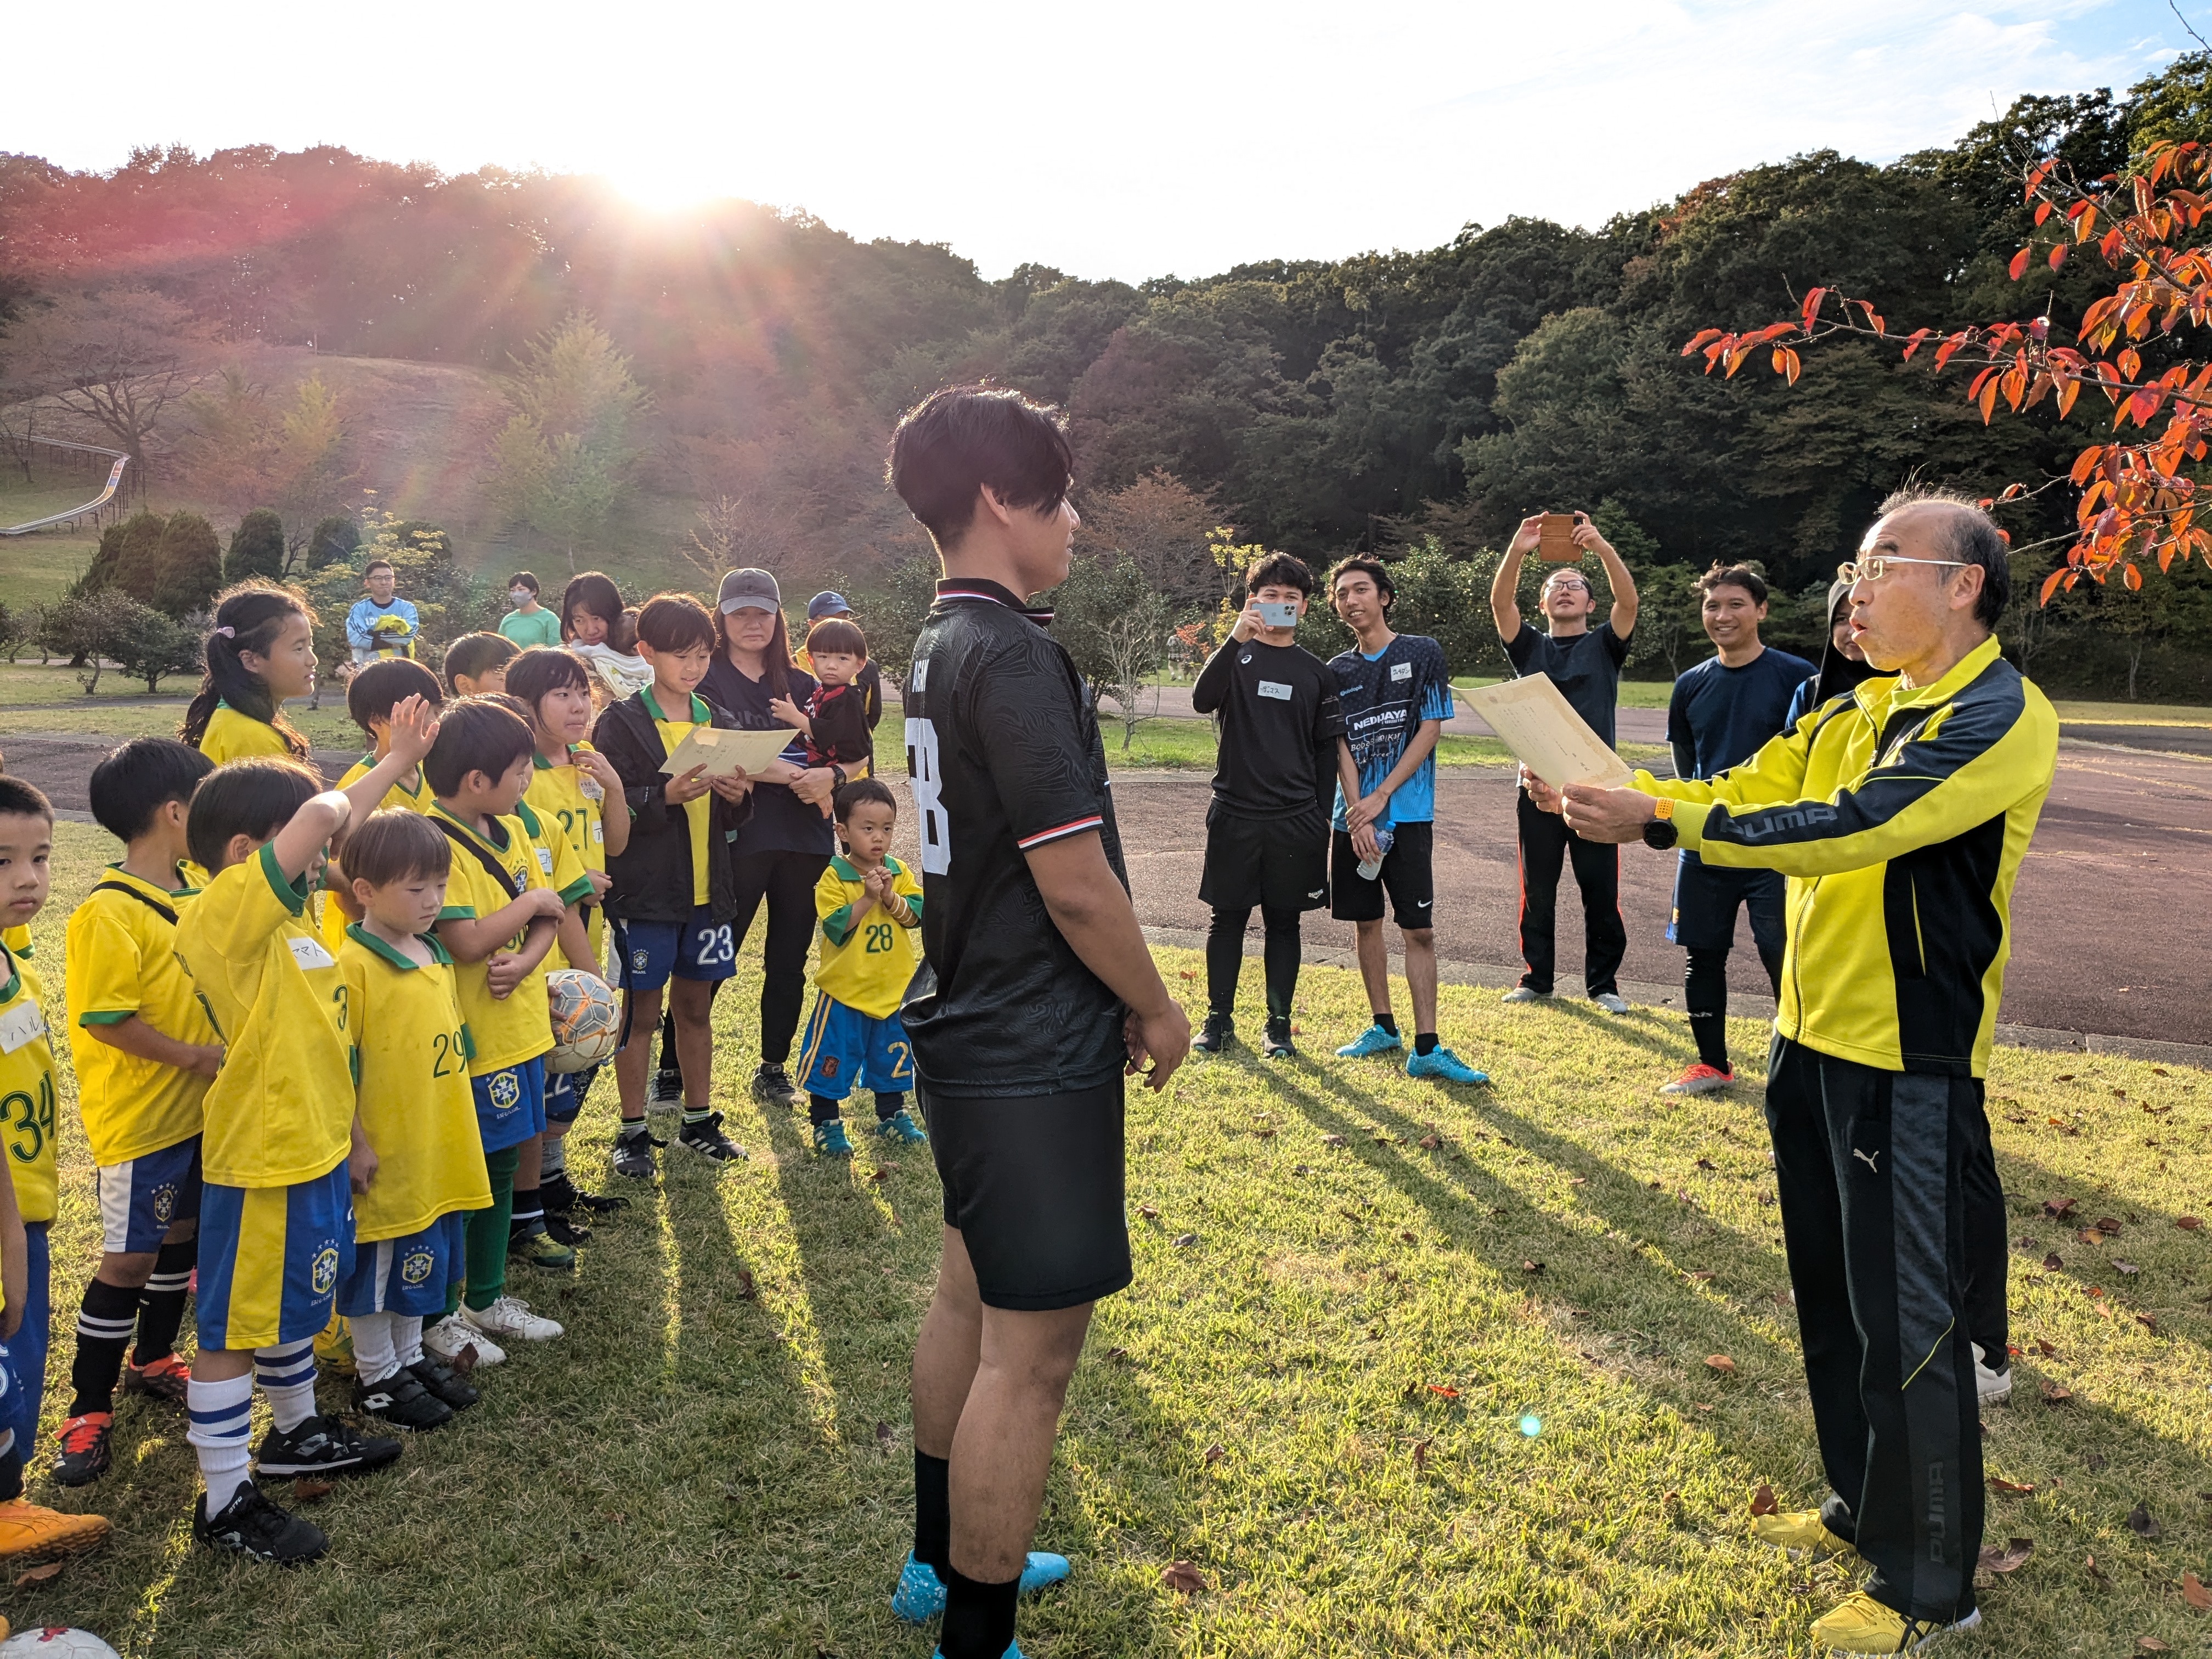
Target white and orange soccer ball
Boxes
[545,969,620,1075]
[2,1631,124,1659]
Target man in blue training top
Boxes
[1325,557,1486,1085]
[346,559,420,667]
[1659,563,1813,1096]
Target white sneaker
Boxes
[1972,1342,2012,1404]
[1593,992,1630,1015]
[1500,986,1550,1003]
[423,1312,505,1368]
[462,1295,563,1343]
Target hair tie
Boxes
[212,625,235,639]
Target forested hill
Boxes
[2,52,2209,603]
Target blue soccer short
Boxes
[339,1212,467,1319]
[543,1064,600,1126]
[612,907,736,992]
[795,992,915,1102]
[0,1332,24,1457]
[9,1222,48,1447]
[95,1134,202,1254]
[197,1164,356,1351]
[472,1057,546,1155]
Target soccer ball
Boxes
[545,969,620,1074]
[2,1633,123,1659]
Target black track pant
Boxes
[657,849,831,1074]
[1766,1035,1983,1625]
[1204,905,1303,1021]
[1515,790,1626,996]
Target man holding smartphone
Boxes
[1490,510,1639,1012]
[1189,553,1342,1059]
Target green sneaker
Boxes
[874,1109,928,1146]
[509,1223,577,1274]
[814,1120,855,1158]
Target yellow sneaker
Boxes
[0,1498,111,1562]
[313,1311,355,1376]
[1753,1508,1861,1562]
[1810,1591,1979,1654]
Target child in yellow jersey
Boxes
[333,812,492,1431]
[319,658,447,958]
[421,699,582,1353]
[0,778,114,1565]
[180,584,320,768]
[796,779,927,1158]
[443,631,517,698]
[175,697,439,1567]
[54,741,220,1491]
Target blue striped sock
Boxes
[253,1339,319,1433]
[187,1371,254,1512]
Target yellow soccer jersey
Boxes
[176,845,354,1189]
[643,687,713,906]
[198,704,298,768]
[0,943,59,1226]
[517,800,592,970]
[431,805,562,1075]
[340,927,492,1242]
[1,925,30,960]
[65,866,216,1165]
[318,754,437,956]
[527,748,611,967]
[814,855,922,1021]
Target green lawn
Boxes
[3,821,2207,1655]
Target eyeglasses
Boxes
[1836,556,1968,584]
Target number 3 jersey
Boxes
[0,941,59,1223]
[813,855,923,1020]
[900,578,1129,1098]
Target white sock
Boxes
[253,1338,319,1432]
[187,1371,255,1512]
[351,1312,400,1385]
[396,1316,425,1369]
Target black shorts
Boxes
[926,1079,1131,1311]
[1669,853,1786,957]
[1197,802,1329,913]
[1330,821,1435,926]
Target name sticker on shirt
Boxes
[579,776,603,803]
[591,822,605,844]
[537,847,555,875]
[1390,662,1413,682]
[0,1000,44,1055]
[1256,680,1293,701]
[287,936,336,972]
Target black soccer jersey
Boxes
[899,578,1128,1097]
[1191,636,1342,819]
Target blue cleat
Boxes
[894,1550,1073,1623]
[814,1120,855,1159]
[874,1109,929,1146]
[1334,1024,1403,1059]
[1407,1045,1489,1085]
[934,1646,1023,1659]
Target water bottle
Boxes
[1356,823,1395,881]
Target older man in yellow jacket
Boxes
[1537,485,2058,1656]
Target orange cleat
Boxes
[0,1497,111,1562]
[123,1351,192,1403]
[1660,1062,1734,1096]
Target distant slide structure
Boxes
[0,437,129,535]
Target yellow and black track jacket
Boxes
[1643,636,2057,1078]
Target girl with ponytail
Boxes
[180,584,319,766]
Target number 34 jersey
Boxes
[0,943,59,1224]
[813,855,923,1020]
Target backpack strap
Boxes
[91,879,179,928]
[431,819,525,899]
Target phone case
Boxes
[1538,515,1581,563]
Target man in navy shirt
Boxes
[1660,563,1814,1094]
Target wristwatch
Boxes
[1641,797,1678,850]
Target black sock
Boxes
[1414,1032,1438,1056]
[1685,948,1731,1071]
[67,1278,140,1416]
[940,1562,1019,1659]
[875,1092,905,1122]
[1374,1014,1398,1036]
[1260,905,1301,1022]
[510,1187,544,1233]
[0,1446,20,1502]
[1204,906,1249,1021]
[135,1237,196,1364]
[809,1093,842,1128]
[913,1451,950,1573]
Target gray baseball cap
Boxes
[716,567,781,614]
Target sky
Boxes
[1,1,2198,283]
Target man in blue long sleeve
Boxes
[345,560,420,667]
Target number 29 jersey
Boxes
[899,578,1128,1098]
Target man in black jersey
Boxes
[885,384,1190,1659]
[1190,552,1340,1059]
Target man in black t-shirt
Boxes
[1190,552,1340,1059]
[1490,510,1639,1011]
[885,385,1190,1659]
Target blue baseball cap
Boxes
[806,590,852,622]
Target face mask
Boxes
[510,590,531,603]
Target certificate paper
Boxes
[1465,676,1634,790]
[658,725,795,779]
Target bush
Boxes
[224,509,286,583]
[150,511,223,618]
[307,514,360,568]
[35,589,189,693]
[0,602,25,664]
[841,554,941,686]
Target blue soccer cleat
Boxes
[1407,1045,1489,1085]
[1335,1024,1403,1058]
[894,1550,1073,1622]
[874,1109,928,1146]
[814,1120,855,1159]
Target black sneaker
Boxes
[545,1211,592,1246]
[1263,1017,1295,1059]
[195,1480,327,1566]
[52,1413,113,1487]
[1194,1013,1234,1053]
[676,1111,747,1163]
[649,1068,684,1107]
[612,1122,663,1180]
[351,1370,454,1432]
[750,1063,798,1107]
[253,1413,403,1480]
[543,1168,629,1215]
[407,1356,479,1410]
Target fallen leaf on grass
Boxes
[1418,1134,1441,1150]
[1104,1346,1130,1363]
[1569,1176,1587,1186]
[2042,1381,2074,1404]
[2130,1503,2160,1539]
[1688,1269,1715,1282]
[1695,1158,1716,1170]
[2034,1338,2059,1357]
[1137,1204,1159,1221]
[2154,1065,2170,1075]
[2080,1230,2107,1246]
[735,1267,758,1301]
[1990,1477,2037,1494]
[1171,1233,1198,1248]
[13,1561,62,1587]
[876,1421,896,1451]
[1521,1259,1544,1274]
[2115,1260,2141,1275]
[1427,1384,1460,1399]
[2045,1198,2079,1220]
[1705,1355,1737,1375]
[1977,1538,2034,1575]
[294,1479,334,1504]
[2044,1252,2065,1271]
[2053,1073,2075,1082]
[2178,1216,2204,1231]
[1322,1134,1346,1148]
[1202,1443,1225,1464]
[2140,1638,2171,1652]
[1751,1483,1780,1516]
[2186,1571,2212,1610]
[2138,1314,2160,1333]
[2096,1216,2123,1234]
[867,1167,890,1184]
[1412,1436,1434,1470]
[2085,1453,2108,1472]
[1252,1126,1276,1139]
[2087,1553,2109,1584]
[450,1342,482,1376]
[1400,1229,1418,1244]
[1161,1561,1207,1595]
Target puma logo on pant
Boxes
[1852,1147,1881,1173]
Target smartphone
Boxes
[1538,512,1581,562]
[1254,601,1299,628]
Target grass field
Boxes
[1,821,2207,1656]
